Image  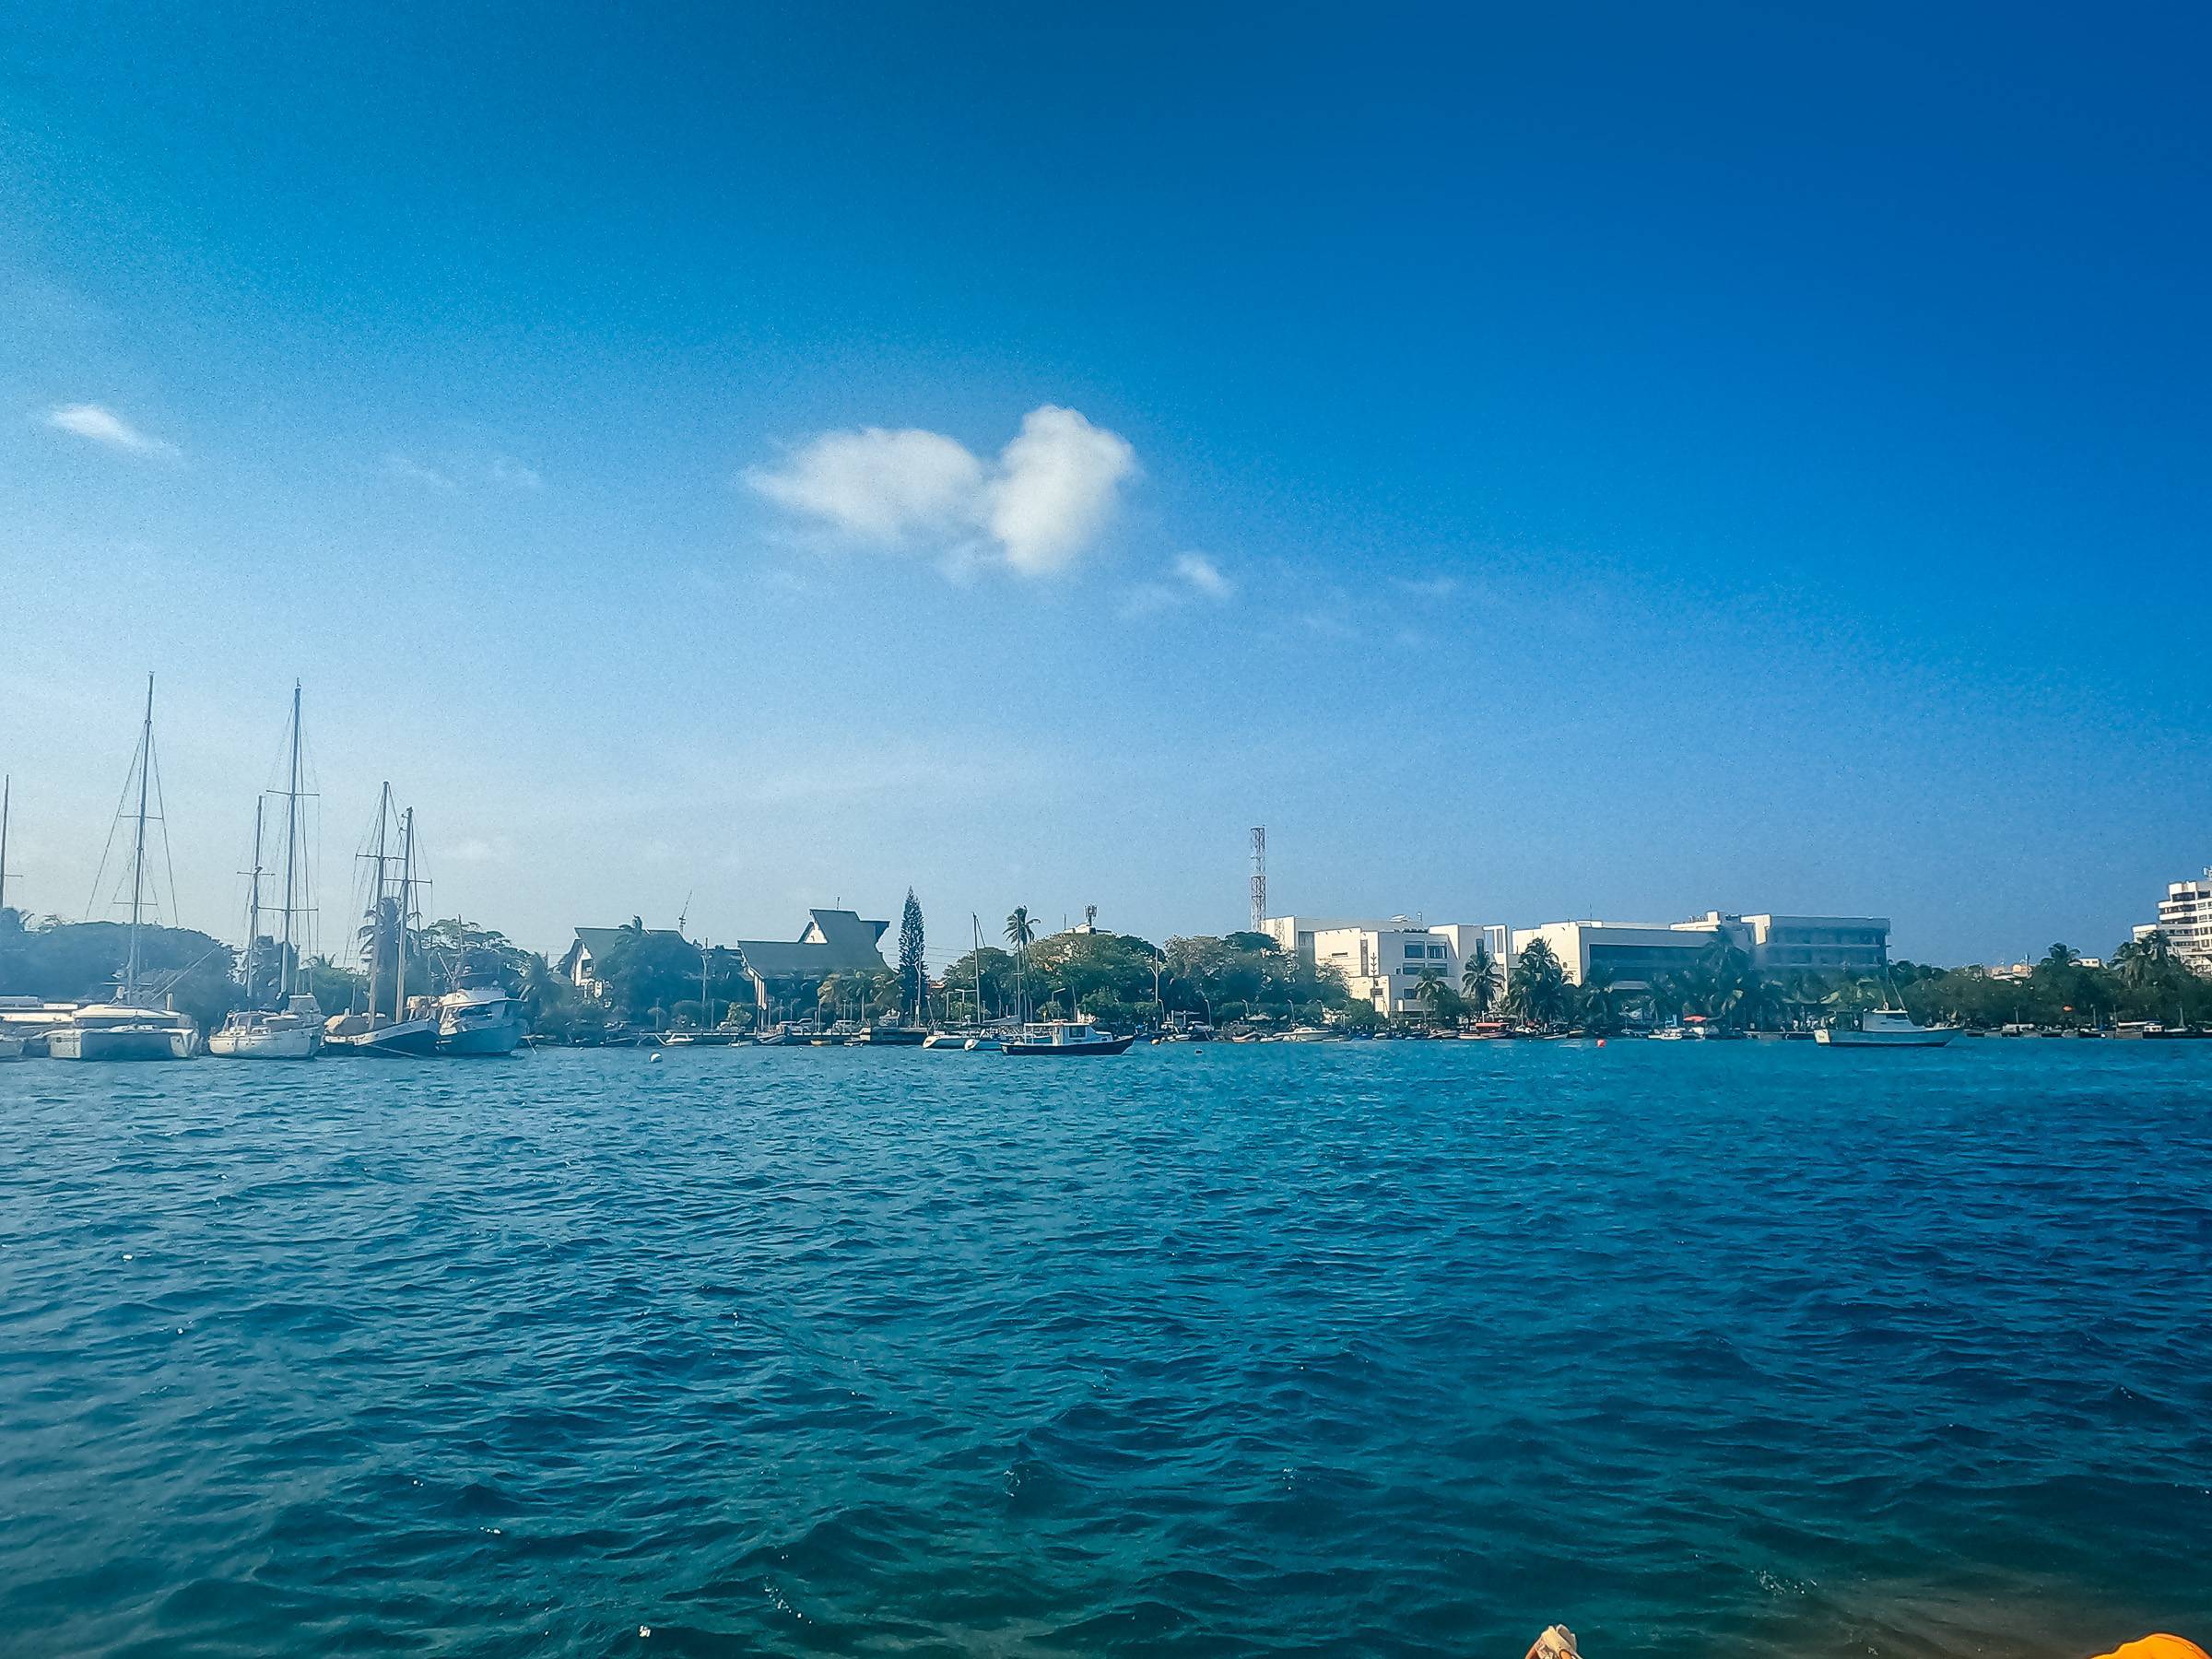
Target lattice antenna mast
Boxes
[1249,826,1267,933]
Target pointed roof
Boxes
[732,908,890,982]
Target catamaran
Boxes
[51,677,196,1061]
[210,684,324,1059]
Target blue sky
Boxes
[3,3,2206,966]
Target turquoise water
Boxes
[3,1041,2207,1657]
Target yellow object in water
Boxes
[2092,1639,2209,1659]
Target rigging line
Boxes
[151,729,181,932]
[84,727,141,921]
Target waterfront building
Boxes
[1282,919,1512,1016]
[730,907,892,1018]
[1259,915,1384,963]
[1733,913,1891,979]
[559,925,686,998]
[1510,912,1889,989]
[1271,908,1884,1007]
[2150,870,2212,974]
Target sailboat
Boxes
[925,914,1006,1050]
[210,685,324,1058]
[50,677,196,1061]
[324,789,441,1056]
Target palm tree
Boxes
[2113,931,2171,992]
[1577,962,1620,1033]
[2041,943,2081,970]
[1415,967,1461,1029]
[1506,938,1568,1029]
[1461,943,1500,1017]
[1005,907,1037,1022]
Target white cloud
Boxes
[486,454,543,489]
[984,406,1138,575]
[1172,551,1233,599]
[45,403,178,459]
[1120,552,1236,619]
[383,453,459,491]
[747,404,1136,578]
[747,426,983,543]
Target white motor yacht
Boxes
[1816,1007,1959,1048]
[438,983,525,1055]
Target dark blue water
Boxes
[4,1041,2207,1656]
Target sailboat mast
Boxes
[364,782,392,1009]
[124,674,155,1005]
[278,680,303,998]
[972,913,985,1022]
[0,774,11,918]
[244,796,266,1006]
[395,806,415,1023]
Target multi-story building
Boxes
[2152,870,2212,973]
[1511,912,1889,989]
[1265,915,1509,1016]
[1269,908,1887,1009]
[1733,913,1891,980]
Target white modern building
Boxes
[2151,870,2212,973]
[1510,912,1890,990]
[1268,908,1887,1011]
[1264,915,1510,1016]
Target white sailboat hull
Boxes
[208,1024,320,1058]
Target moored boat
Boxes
[324,787,439,1057]
[50,1003,197,1061]
[209,994,324,1058]
[1816,1007,1959,1048]
[210,684,324,1060]
[54,678,195,1063]
[438,982,525,1055]
[1003,1019,1135,1056]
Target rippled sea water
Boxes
[3,1041,2208,1657]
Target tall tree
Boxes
[1006,905,1036,1020]
[1461,942,1500,1017]
[898,889,925,1020]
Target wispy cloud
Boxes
[747,405,1137,579]
[44,403,179,459]
[1172,551,1233,599]
[1119,551,1238,618]
[383,449,543,493]
[383,453,460,491]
